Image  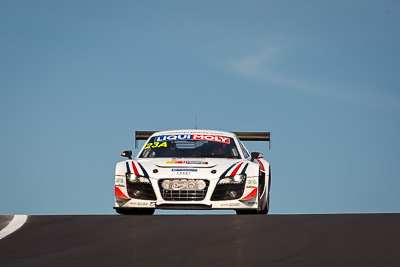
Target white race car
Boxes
[114,129,271,215]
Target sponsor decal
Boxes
[246,185,257,189]
[176,172,192,175]
[172,169,197,175]
[248,179,257,185]
[193,135,230,143]
[166,161,208,165]
[145,142,168,149]
[155,135,230,144]
[172,158,205,160]
[132,202,149,206]
[220,203,239,207]
[115,178,124,183]
[247,201,257,205]
[155,134,192,142]
[115,184,125,188]
[172,169,198,172]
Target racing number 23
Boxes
[145,142,167,149]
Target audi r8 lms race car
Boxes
[114,129,271,215]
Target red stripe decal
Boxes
[240,188,257,201]
[255,159,265,172]
[131,161,139,175]
[230,162,243,176]
[115,186,130,200]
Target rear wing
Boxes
[233,132,271,150]
[135,131,157,148]
[134,130,271,149]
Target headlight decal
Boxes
[127,161,149,178]
[137,162,149,178]
[131,161,140,175]
[230,162,244,176]
[217,162,248,185]
[219,163,237,178]
[126,162,131,173]
[240,163,249,175]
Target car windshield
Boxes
[139,135,241,159]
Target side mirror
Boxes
[250,152,263,161]
[121,150,132,159]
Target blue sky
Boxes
[1,0,399,215]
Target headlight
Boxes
[126,173,151,183]
[218,174,246,184]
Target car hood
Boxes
[134,157,244,180]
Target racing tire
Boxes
[115,208,155,215]
[259,168,271,214]
[258,193,269,214]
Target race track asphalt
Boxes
[0,214,399,267]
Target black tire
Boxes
[259,168,271,214]
[259,193,269,214]
[115,208,155,215]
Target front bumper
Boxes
[115,177,259,210]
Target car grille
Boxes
[210,183,246,201]
[126,181,157,200]
[158,179,210,201]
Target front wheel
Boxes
[258,193,269,214]
[259,168,271,214]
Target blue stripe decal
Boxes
[219,163,236,178]
[241,163,249,175]
[137,162,149,178]
[126,162,131,173]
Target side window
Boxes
[240,142,250,159]
[235,136,250,159]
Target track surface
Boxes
[1,214,400,266]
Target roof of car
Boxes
[151,129,235,138]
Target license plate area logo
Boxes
[171,181,198,190]
[161,179,207,191]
